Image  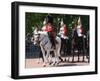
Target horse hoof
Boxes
[59,57,63,62]
[43,63,46,67]
[37,61,40,64]
[43,65,46,67]
[67,59,70,62]
[72,60,74,62]
[49,62,53,65]
[55,63,57,66]
[51,62,55,66]
[55,62,59,66]
[64,59,66,62]
[52,62,59,66]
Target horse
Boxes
[33,31,61,67]
[71,28,87,62]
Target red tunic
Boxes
[45,25,54,32]
[45,24,56,37]
[64,26,68,36]
[80,26,84,34]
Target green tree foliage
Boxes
[25,13,89,36]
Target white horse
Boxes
[34,31,61,67]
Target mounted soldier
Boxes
[59,19,68,40]
[59,19,69,61]
[71,16,86,62]
[44,14,57,49]
[72,17,84,50]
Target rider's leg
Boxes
[48,32,55,49]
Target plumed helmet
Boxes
[77,16,82,25]
[46,14,53,24]
[43,18,47,25]
[60,18,64,26]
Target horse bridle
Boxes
[34,33,45,42]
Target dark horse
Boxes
[71,29,86,62]
[60,38,68,61]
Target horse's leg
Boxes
[71,39,75,62]
[54,50,59,66]
[37,47,43,64]
[77,38,81,62]
[40,45,47,67]
[63,44,67,61]
[67,42,71,62]
[37,51,41,64]
[57,44,61,63]
[77,42,80,62]
[82,38,86,62]
[45,50,51,63]
[77,49,80,62]
[88,53,90,63]
[48,52,53,65]
[51,50,56,66]
[57,38,62,63]
[82,47,85,62]
[55,41,62,65]
[65,47,69,62]
[72,48,75,62]
[65,39,68,61]
[40,50,44,62]
[51,48,59,66]
[87,46,90,63]
[59,38,63,62]
[77,41,82,62]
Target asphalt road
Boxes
[25,56,89,68]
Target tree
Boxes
[25,13,89,36]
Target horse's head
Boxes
[33,31,40,45]
[33,31,47,45]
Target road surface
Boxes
[25,56,89,68]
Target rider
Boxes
[76,16,85,52]
[45,14,56,49]
[59,20,68,40]
[77,17,84,37]
[72,23,79,51]
[59,19,68,61]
